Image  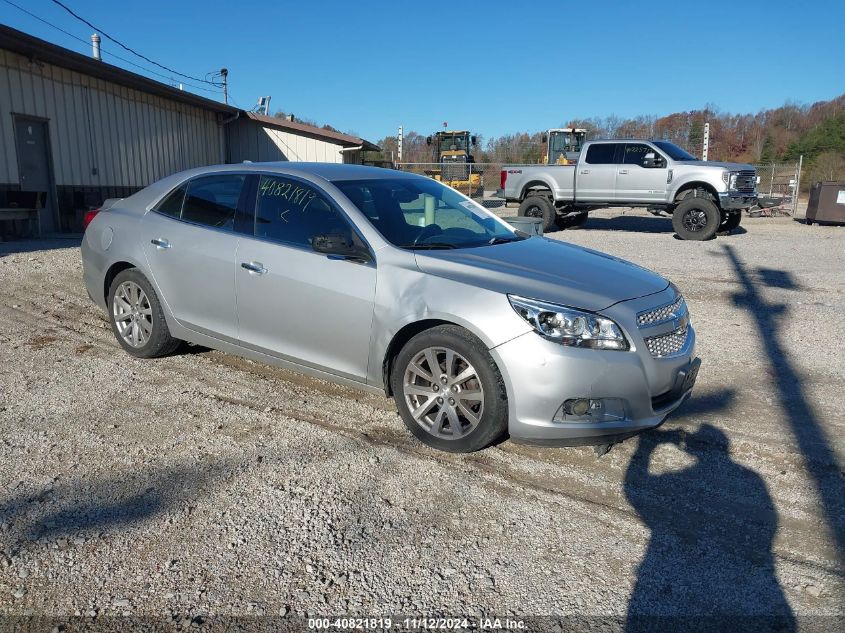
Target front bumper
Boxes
[719,192,757,210]
[490,289,698,446]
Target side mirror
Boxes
[541,133,548,144]
[426,136,432,146]
[312,233,371,262]
[642,152,663,168]
[471,135,478,146]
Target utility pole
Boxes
[702,122,710,161]
[220,68,229,104]
[398,126,403,163]
[794,154,803,216]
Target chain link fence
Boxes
[397,160,803,215]
[750,161,802,215]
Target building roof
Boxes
[0,24,237,115]
[0,25,380,151]
[245,112,380,151]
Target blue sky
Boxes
[2,0,844,142]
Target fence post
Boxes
[793,155,803,216]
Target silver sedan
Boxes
[81,163,699,452]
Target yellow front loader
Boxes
[425,130,483,196]
[541,128,588,165]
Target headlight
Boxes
[722,171,739,189]
[508,295,629,350]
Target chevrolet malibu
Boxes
[81,163,699,452]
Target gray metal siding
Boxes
[227,119,350,164]
[0,48,224,188]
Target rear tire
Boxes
[518,195,556,233]
[108,268,181,358]
[391,325,508,453]
[672,197,721,240]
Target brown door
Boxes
[15,117,55,233]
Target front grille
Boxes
[644,325,689,358]
[441,155,469,181]
[637,295,686,327]
[733,170,756,193]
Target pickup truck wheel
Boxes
[518,196,556,233]
[720,211,742,232]
[672,198,721,240]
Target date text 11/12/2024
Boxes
[307,617,527,630]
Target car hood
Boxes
[676,160,756,171]
[413,237,669,312]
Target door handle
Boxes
[151,238,171,249]
[618,169,629,175]
[580,169,590,174]
[241,261,267,275]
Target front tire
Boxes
[672,197,721,240]
[518,195,556,233]
[391,325,508,453]
[108,268,181,358]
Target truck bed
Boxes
[501,164,575,202]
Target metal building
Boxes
[0,25,379,236]
[227,113,380,165]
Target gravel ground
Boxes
[0,209,843,630]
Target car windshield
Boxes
[653,141,697,161]
[334,177,523,250]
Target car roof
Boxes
[183,161,415,183]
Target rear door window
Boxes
[584,143,620,165]
[181,174,247,231]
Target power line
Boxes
[48,0,222,86]
[1,0,224,96]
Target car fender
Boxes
[367,253,532,389]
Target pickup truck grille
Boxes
[733,170,757,193]
[644,325,690,358]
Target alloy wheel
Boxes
[523,203,543,218]
[682,208,708,232]
[113,281,153,348]
[402,346,484,440]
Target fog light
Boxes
[564,398,591,416]
[555,398,627,423]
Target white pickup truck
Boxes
[498,139,758,240]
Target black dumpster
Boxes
[806,181,845,225]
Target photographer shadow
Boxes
[624,425,795,632]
